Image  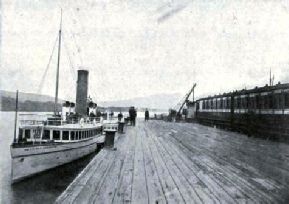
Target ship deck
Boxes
[56,120,289,203]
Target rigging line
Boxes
[89,85,101,102]
[71,32,84,66]
[62,15,84,67]
[37,33,59,95]
[62,34,76,81]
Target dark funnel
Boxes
[76,70,89,116]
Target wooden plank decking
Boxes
[56,120,289,203]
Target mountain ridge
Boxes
[0,90,182,111]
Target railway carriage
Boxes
[195,83,289,142]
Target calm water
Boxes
[0,112,100,204]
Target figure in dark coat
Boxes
[145,109,149,121]
[129,107,137,126]
[118,112,123,121]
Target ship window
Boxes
[63,131,69,140]
[24,129,31,139]
[18,128,24,140]
[71,131,75,140]
[42,130,50,140]
[53,131,60,140]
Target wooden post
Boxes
[13,90,19,143]
[118,121,125,134]
[104,130,117,148]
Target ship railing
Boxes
[20,117,103,127]
[20,120,46,126]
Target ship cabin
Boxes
[14,117,104,146]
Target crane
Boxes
[174,83,197,116]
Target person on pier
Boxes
[129,107,137,126]
[145,109,149,121]
[118,112,123,122]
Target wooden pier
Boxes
[56,120,289,203]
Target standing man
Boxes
[118,112,123,121]
[129,107,137,126]
[145,109,149,121]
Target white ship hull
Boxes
[11,135,104,183]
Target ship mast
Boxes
[54,10,62,115]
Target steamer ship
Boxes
[10,12,117,183]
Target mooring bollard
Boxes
[118,121,125,134]
[104,129,117,149]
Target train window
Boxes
[249,97,255,109]
[256,95,260,109]
[240,98,245,109]
[261,95,267,109]
[42,130,50,140]
[285,92,289,109]
[227,98,231,109]
[268,94,273,109]
[236,97,241,109]
[274,94,281,109]
[63,131,69,140]
[53,130,60,140]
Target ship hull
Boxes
[11,135,104,183]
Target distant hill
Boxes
[98,93,182,111]
[0,90,65,112]
[0,90,182,112]
[0,90,65,103]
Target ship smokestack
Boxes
[76,70,89,116]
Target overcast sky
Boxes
[1,0,289,103]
